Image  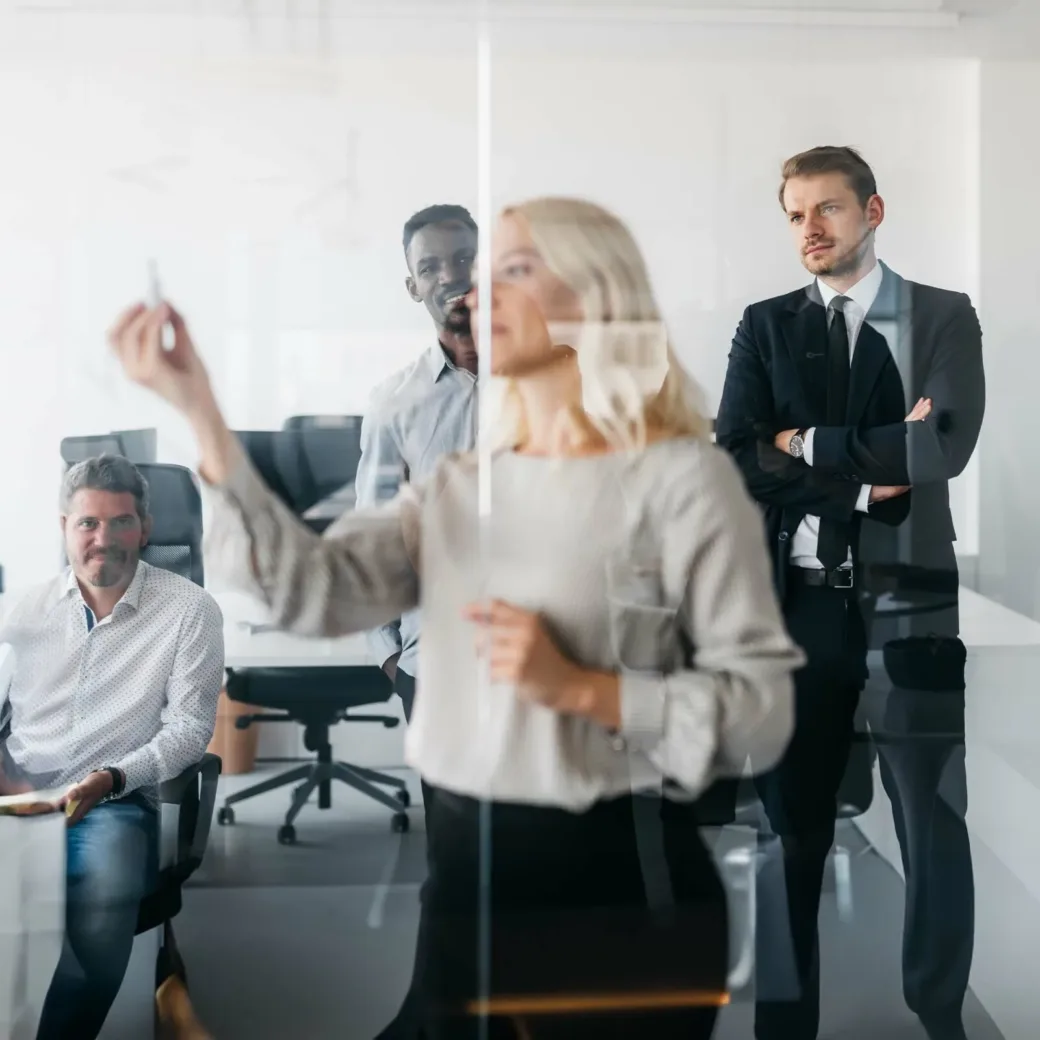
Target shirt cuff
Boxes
[855,485,873,513]
[367,629,403,669]
[113,749,155,796]
[802,427,815,466]
[618,670,668,751]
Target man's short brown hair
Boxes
[779,146,878,210]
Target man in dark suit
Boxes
[716,145,984,1040]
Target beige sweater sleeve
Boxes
[619,446,804,789]
[202,441,421,639]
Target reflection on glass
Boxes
[5,3,1038,1038]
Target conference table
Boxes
[218,588,372,670]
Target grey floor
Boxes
[154,765,1005,1040]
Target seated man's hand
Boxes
[57,770,120,824]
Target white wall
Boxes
[0,30,981,590]
[490,55,979,407]
[0,47,479,590]
[976,61,1040,619]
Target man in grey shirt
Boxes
[354,204,478,720]
[353,203,478,1040]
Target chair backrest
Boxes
[234,430,299,511]
[135,463,204,587]
[60,433,125,465]
[282,417,363,499]
[235,425,363,516]
[297,423,363,504]
[111,428,158,464]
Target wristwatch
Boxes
[789,428,808,459]
[102,767,125,798]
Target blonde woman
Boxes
[109,197,803,1039]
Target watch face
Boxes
[790,435,804,458]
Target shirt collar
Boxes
[816,258,883,315]
[60,560,147,612]
[423,341,475,383]
[422,343,452,382]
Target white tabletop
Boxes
[216,590,375,670]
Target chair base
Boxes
[217,759,411,838]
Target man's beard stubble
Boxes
[443,299,472,337]
[84,551,134,588]
[804,228,872,278]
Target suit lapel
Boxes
[781,284,829,423]
[846,261,908,423]
[846,322,890,423]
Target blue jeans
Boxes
[36,796,159,1040]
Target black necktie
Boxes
[816,296,851,571]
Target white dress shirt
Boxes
[0,561,224,806]
[790,260,883,569]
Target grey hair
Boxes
[60,454,150,521]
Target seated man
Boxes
[0,454,223,1040]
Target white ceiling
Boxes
[1,0,1036,57]
[0,0,1021,15]
[0,0,1010,10]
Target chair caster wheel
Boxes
[395,788,411,808]
[391,813,410,833]
[277,824,297,845]
[217,807,235,826]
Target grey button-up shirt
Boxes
[353,343,477,677]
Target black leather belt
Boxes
[789,566,855,589]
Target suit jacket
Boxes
[715,262,985,613]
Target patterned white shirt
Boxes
[0,561,224,806]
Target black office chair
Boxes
[60,433,126,464]
[135,463,205,587]
[217,431,410,842]
[128,465,221,1000]
[50,454,220,1017]
[218,666,408,842]
[112,428,158,465]
[281,416,363,527]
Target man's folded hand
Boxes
[869,485,911,504]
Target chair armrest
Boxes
[161,753,222,879]
[159,752,219,804]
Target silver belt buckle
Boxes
[833,568,854,589]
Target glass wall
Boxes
[2,2,1040,1038]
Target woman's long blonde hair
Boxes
[493,196,709,452]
